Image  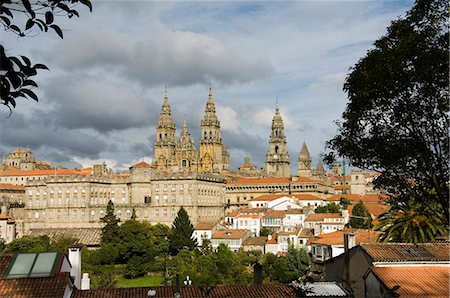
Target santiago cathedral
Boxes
[152,88,321,178]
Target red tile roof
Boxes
[228,177,291,185]
[310,229,379,246]
[195,221,217,230]
[326,194,361,202]
[347,203,389,217]
[0,168,92,177]
[131,161,154,168]
[73,284,298,298]
[361,243,450,262]
[305,213,343,222]
[0,183,25,190]
[293,194,322,201]
[212,229,250,239]
[263,210,287,219]
[293,177,317,183]
[249,194,285,202]
[243,236,267,246]
[369,266,450,297]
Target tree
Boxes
[100,200,120,245]
[349,200,372,229]
[168,207,197,255]
[315,203,340,213]
[6,235,50,253]
[325,0,449,224]
[259,227,270,237]
[0,0,92,112]
[50,236,79,252]
[285,246,311,279]
[375,199,447,243]
[117,219,156,263]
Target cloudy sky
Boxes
[1,0,414,172]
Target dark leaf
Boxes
[21,0,36,19]
[45,11,53,24]
[9,25,21,34]
[21,56,31,67]
[0,7,13,18]
[0,16,11,26]
[21,88,39,102]
[71,10,79,17]
[9,56,23,68]
[7,72,22,89]
[9,98,16,108]
[57,3,70,13]
[25,18,34,30]
[23,80,38,87]
[79,0,93,12]
[50,24,63,38]
[33,63,49,70]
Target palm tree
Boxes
[375,199,447,243]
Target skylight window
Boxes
[5,252,59,279]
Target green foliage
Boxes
[50,236,79,253]
[0,239,6,252]
[325,0,449,224]
[375,199,447,243]
[259,227,270,236]
[315,203,340,213]
[200,238,213,255]
[340,198,352,209]
[117,219,156,263]
[349,200,372,229]
[87,243,120,265]
[101,200,120,245]
[285,246,311,278]
[168,207,197,255]
[124,256,150,279]
[6,235,50,253]
[0,0,92,111]
[116,275,164,288]
[261,253,295,283]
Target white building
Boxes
[0,214,15,244]
[193,221,219,246]
[304,213,345,235]
[210,229,251,252]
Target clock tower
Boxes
[265,104,290,177]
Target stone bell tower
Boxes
[154,88,176,172]
[265,104,290,177]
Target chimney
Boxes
[268,234,272,241]
[68,245,82,289]
[344,233,356,253]
[81,273,90,290]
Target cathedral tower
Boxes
[265,104,290,177]
[298,142,312,177]
[175,120,198,173]
[199,88,229,172]
[154,89,176,172]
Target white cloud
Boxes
[216,104,240,134]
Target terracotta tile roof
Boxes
[263,210,287,219]
[236,213,263,219]
[226,211,239,217]
[0,168,92,177]
[195,221,217,230]
[305,213,343,222]
[326,194,361,202]
[228,177,291,185]
[292,194,322,201]
[0,183,25,190]
[243,236,267,246]
[212,229,250,240]
[73,284,298,298]
[285,209,304,214]
[131,161,154,168]
[0,214,9,220]
[334,185,351,190]
[239,207,268,214]
[249,194,285,202]
[0,254,71,298]
[347,203,389,217]
[361,193,389,203]
[6,219,14,224]
[293,177,317,183]
[298,228,314,238]
[310,229,379,246]
[361,243,450,262]
[30,228,101,246]
[330,175,351,182]
[369,266,450,297]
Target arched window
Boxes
[275,146,279,154]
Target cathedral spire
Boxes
[298,142,312,177]
[265,103,290,177]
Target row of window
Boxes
[27,196,127,207]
